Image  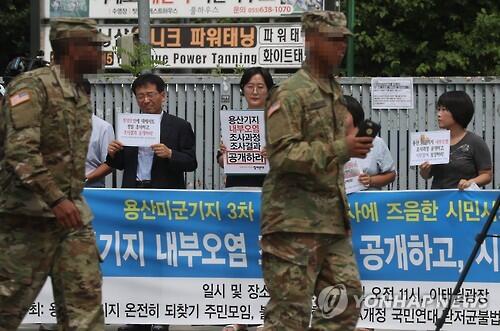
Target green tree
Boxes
[0,0,30,76]
[352,1,500,76]
[114,43,166,76]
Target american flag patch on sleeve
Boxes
[9,90,31,107]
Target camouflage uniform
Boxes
[0,18,108,331]
[260,11,362,331]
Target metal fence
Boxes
[88,75,500,190]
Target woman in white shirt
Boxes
[344,95,396,190]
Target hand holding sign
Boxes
[107,140,124,158]
[152,143,172,159]
[419,161,432,179]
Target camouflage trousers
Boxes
[260,232,362,331]
[0,213,104,331]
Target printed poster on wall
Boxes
[371,77,414,109]
[409,130,450,166]
[42,24,304,69]
[116,113,162,147]
[43,0,324,19]
[220,110,269,174]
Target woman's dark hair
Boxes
[437,91,474,129]
[239,67,274,91]
[343,95,365,128]
[131,73,166,94]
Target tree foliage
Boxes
[114,43,166,76]
[0,0,30,76]
[352,0,500,76]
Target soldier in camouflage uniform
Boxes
[0,18,109,331]
[260,11,374,331]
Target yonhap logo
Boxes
[317,284,349,318]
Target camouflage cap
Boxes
[49,17,110,44]
[302,11,352,36]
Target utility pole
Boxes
[137,0,151,74]
[138,0,150,46]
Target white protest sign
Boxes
[220,110,268,174]
[344,159,366,194]
[409,130,450,166]
[371,77,414,109]
[116,113,162,147]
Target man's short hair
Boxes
[131,74,166,94]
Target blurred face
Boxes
[243,74,268,109]
[67,38,104,76]
[308,32,347,69]
[437,106,456,129]
[135,83,165,114]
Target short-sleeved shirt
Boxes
[85,115,115,188]
[430,131,492,189]
[349,136,396,190]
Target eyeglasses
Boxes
[136,92,160,101]
[244,84,267,93]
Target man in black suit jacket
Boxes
[107,76,196,331]
[106,74,197,191]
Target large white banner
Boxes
[21,189,500,329]
[43,0,324,19]
[42,24,304,69]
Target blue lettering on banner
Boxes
[84,189,500,283]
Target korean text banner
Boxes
[23,189,500,329]
[42,24,304,69]
[43,0,324,19]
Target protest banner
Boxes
[220,110,268,174]
[410,130,450,166]
[23,189,500,330]
[116,113,162,147]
